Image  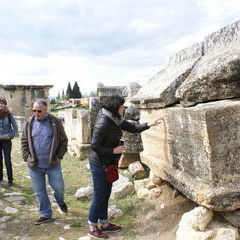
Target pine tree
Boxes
[66,82,73,99]
[57,91,60,99]
[61,89,65,99]
[72,81,82,98]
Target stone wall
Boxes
[62,109,91,160]
[133,19,240,211]
[0,84,53,118]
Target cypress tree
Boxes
[66,82,73,99]
[61,89,65,99]
[72,81,82,98]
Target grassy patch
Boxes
[1,137,151,240]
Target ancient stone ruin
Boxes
[0,84,53,131]
[57,20,240,213]
[132,20,240,211]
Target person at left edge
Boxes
[0,97,18,186]
[21,99,68,225]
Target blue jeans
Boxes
[28,163,65,218]
[88,162,112,226]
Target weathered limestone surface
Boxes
[134,20,240,108]
[140,99,240,210]
[174,20,240,107]
[133,58,199,108]
[63,109,91,159]
[64,109,90,143]
[176,39,240,106]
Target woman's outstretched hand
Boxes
[147,117,164,127]
[113,146,125,154]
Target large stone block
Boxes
[132,58,198,108]
[140,99,240,210]
[176,40,240,106]
[64,109,91,144]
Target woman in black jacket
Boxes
[87,95,163,239]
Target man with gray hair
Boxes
[21,99,68,225]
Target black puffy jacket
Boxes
[89,109,149,166]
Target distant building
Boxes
[97,86,126,98]
[0,84,53,131]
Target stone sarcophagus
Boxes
[140,99,240,211]
[132,20,240,211]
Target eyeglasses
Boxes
[32,109,42,113]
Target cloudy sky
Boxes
[0,0,240,97]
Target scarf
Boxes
[0,106,11,118]
[102,108,124,126]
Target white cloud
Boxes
[128,19,159,34]
[0,0,240,98]
[200,0,240,21]
[0,50,162,97]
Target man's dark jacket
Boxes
[89,109,149,166]
[21,114,68,168]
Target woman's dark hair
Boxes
[102,95,125,115]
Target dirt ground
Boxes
[0,138,197,240]
[132,184,197,240]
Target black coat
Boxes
[89,110,149,166]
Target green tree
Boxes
[57,91,60,99]
[50,98,56,104]
[61,89,65,99]
[72,81,82,98]
[66,82,73,99]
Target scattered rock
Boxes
[75,186,94,201]
[3,192,23,196]
[176,206,239,240]
[149,171,164,186]
[108,205,124,219]
[180,206,213,231]
[63,224,71,230]
[213,226,239,240]
[134,179,149,191]
[4,206,18,214]
[0,223,7,229]
[111,174,134,199]
[136,188,150,199]
[78,236,91,240]
[118,153,140,168]
[0,216,11,223]
[128,161,147,179]
[218,211,240,228]
[4,196,26,202]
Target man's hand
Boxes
[147,117,164,127]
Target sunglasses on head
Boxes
[32,109,42,113]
